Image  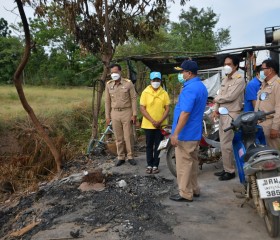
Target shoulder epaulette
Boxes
[123,78,131,82]
[107,80,114,84]
[235,74,242,79]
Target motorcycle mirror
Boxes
[218,107,229,115]
[259,92,268,101]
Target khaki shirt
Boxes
[255,74,280,130]
[105,77,137,119]
[214,71,245,112]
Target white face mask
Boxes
[223,65,232,75]
[111,73,120,81]
[151,82,161,89]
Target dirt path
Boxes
[0,152,273,240]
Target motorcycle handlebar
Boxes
[223,110,276,132]
[224,125,233,132]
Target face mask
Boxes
[259,71,266,82]
[151,82,161,89]
[223,65,232,75]
[177,73,185,84]
[111,73,120,81]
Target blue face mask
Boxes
[259,70,266,82]
[178,73,185,84]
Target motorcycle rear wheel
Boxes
[166,146,177,177]
[264,210,279,238]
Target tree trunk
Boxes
[91,0,114,139]
[14,0,62,172]
[91,55,111,139]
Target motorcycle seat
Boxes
[244,144,278,162]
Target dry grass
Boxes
[0,86,96,200]
[0,85,93,121]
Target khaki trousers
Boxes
[261,124,280,150]
[111,108,134,160]
[219,113,238,173]
[175,140,200,200]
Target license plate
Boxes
[257,176,280,199]
[157,138,170,151]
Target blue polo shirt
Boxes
[171,77,208,141]
[244,77,261,112]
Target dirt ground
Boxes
[0,149,275,240]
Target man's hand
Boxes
[270,129,279,139]
[212,111,219,121]
[131,115,136,125]
[171,135,178,147]
[106,118,111,126]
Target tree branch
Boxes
[14,0,62,173]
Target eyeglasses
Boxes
[261,67,270,70]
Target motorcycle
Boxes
[158,104,221,177]
[219,105,280,238]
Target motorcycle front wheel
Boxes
[166,146,177,177]
[264,209,279,238]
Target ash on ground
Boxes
[0,170,175,240]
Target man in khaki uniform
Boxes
[255,59,280,149]
[105,64,137,166]
[213,55,246,181]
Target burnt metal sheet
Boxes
[130,53,243,74]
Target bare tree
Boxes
[14,0,62,172]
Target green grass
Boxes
[0,85,97,152]
[0,85,93,121]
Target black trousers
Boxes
[144,129,164,168]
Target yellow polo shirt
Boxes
[140,85,170,129]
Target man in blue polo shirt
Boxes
[169,60,208,202]
[244,65,263,112]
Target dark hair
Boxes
[224,55,240,70]
[110,63,122,71]
[262,59,279,74]
[255,65,261,73]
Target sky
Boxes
[168,0,280,61]
[1,0,279,61]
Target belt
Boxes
[264,116,274,120]
[229,110,241,114]
[113,107,130,111]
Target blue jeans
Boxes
[144,129,163,168]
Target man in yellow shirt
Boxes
[140,72,170,174]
